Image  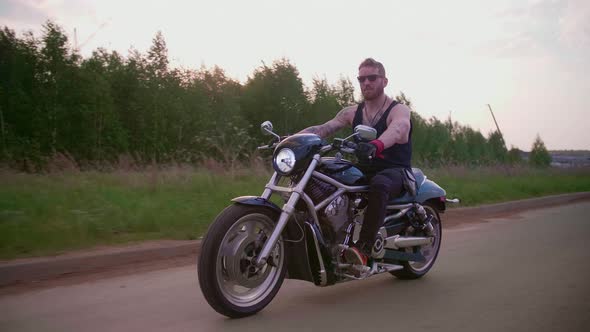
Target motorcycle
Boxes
[198,121,459,318]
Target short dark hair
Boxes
[359,58,386,77]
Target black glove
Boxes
[355,142,377,162]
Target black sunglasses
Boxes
[357,74,382,83]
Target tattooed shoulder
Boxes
[336,106,356,123]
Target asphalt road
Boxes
[1,202,589,332]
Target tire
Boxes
[197,204,287,318]
[391,202,442,279]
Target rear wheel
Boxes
[391,202,442,279]
[198,204,286,318]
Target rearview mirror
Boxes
[260,121,274,135]
[354,125,377,141]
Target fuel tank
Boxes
[318,157,368,186]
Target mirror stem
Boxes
[265,128,281,142]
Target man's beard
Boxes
[362,86,385,101]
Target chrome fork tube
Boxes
[255,155,320,267]
[261,172,279,200]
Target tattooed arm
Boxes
[378,103,411,147]
[299,106,356,138]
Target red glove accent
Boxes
[369,139,385,159]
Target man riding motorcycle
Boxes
[300,58,413,266]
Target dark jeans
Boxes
[357,168,406,253]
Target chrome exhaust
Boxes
[384,235,434,250]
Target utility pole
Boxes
[77,21,110,50]
[73,20,110,52]
[487,104,506,148]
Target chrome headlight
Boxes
[273,148,296,174]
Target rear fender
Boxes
[416,180,446,212]
[391,180,446,205]
[416,179,445,202]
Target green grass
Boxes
[1,166,589,260]
[427,166,590,206]
[0,168,269,259]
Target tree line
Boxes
[0,22,550,171]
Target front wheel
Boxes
[198,204,286,318]
[391,202,442,279]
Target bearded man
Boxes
[300,58,413,266]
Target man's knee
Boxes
[370,171,403,195]
[370,174,395,193]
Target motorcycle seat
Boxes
[387,168,425,204]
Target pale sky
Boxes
[2,0,589,150]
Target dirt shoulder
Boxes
[1,192,589,295]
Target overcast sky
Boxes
[2,0,589,150]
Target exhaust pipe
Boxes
[384,235,434,250]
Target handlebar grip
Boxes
[344,141,358,149]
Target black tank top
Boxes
[352,101,412,170]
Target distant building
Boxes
[520,151,590,168]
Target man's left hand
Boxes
[356,140,385,161]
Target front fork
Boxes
[255,155,320,267]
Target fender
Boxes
[231,195,317,283]
[416,179,446,205]
[231,196,282,214]
[389,179,446,211]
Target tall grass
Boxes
[427,166,590,206]
[0,166,269,259]
[1,165,589,259]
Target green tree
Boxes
[486,131,508,164]
[38,21,79,155]
[241,59,309,137]
[113,48,148,160]
[147,31,168,79]
[306,77,341,126]
[78,49,127,162]
[507,146,523,165]
[529,134,551,168]
[0,27,42,168]
[333,77,356,107]
[191,66,251,163]
[412,116,454,166]
[395,91,413,109]
[463,127,487,165]
[145,32,169,161]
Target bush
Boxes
[529,135,551,168]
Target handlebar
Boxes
[257,143,278,151]
[342,140,358,150]
[304,138,358,157]
[257,135,362,156]
[257,136,285,150]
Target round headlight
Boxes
[274,148,296,174]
